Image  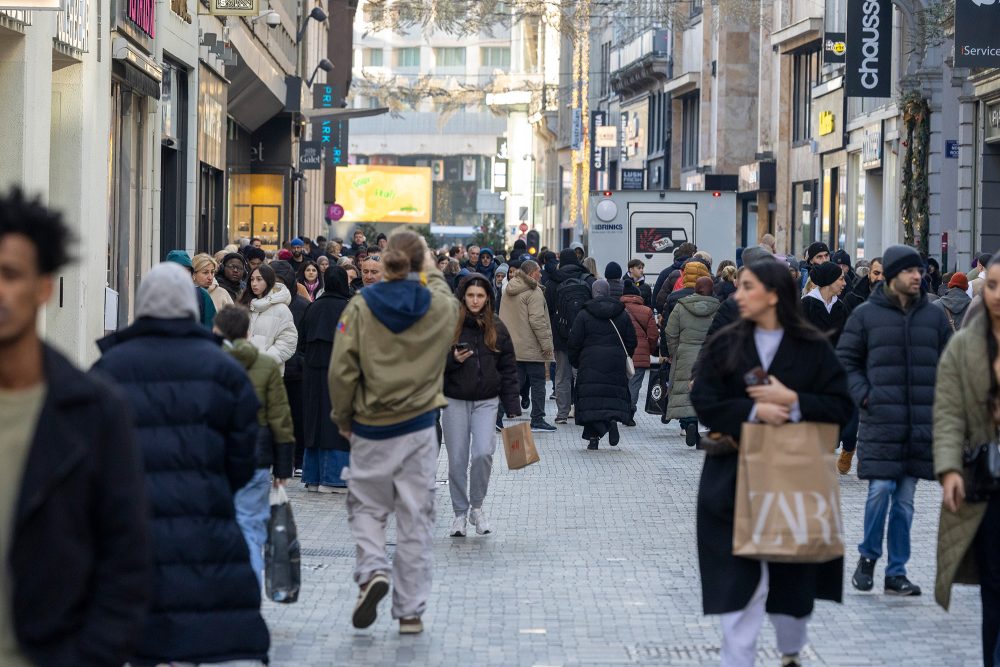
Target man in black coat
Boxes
[837,245,951,597]
[651,241,697,311]
[94,262,270,665]
[843,256,883,311]
[545,248,596,423]
[0,189,151,667]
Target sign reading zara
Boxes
[846,0,893,98]
[955,0,1000,67]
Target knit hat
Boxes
[882,245,923,281]
[570,242,584,252]
[509,257,524,270]
[592,279,611,298]
[741,246,774,266]
[807,242,830,263]
[480,247,494,258]
[135,262,199,321]
[832,249,852,269]
[165,249,193,270]
[622,279,641,297]
[949,273,969,290]
[559,248,579,267]
[290,238,304,247]
[277,249,293,261]
[495,263,509,277]
[811,261,842,288]
[604,261,623,280]
[221,252,245,268]
[682,260,711,288]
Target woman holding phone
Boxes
[442,273,521,537]
[690,257,853,667]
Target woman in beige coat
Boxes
[933,254,1000,666]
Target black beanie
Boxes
[559,248,579,267]
[807,242,830,263]
[811,261,842,288]
[882,244,923,281]
[622,278,641,297]
[604,261,623,280]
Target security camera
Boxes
[264,10,280,27]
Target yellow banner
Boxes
[334,165,432,224]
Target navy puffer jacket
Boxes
[95,318,270,665]
[836,284,951,480]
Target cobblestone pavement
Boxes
[264,382,982,666]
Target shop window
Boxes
[681,93,700,169]
[228,174,285,250]
[434,47,466,67]
[792,45,820,143]
[480,47,510,68]
[362,48,383,67]
[394,47,421,68]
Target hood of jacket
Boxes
[505,272,539,297]
[250,282,292,313]
[135,262,200,321]
[620,294,645,307]
[360,278,432,333]
[97,317,217,353]
[583,296,625,320]
[225,338,259,369]
[552,262,592,284]
[677,293,722,318]
[938,287,972,314]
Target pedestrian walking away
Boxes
[935,272,973,332]
[837,244,952,597]
[933,253,1000,666]
[545,248,595,423]
[620,278,659,425]
[443,273,521,537]
[691,257,853,667]
[298,265,353,492]
[568,279,637,449]
[0,189,152,666]
[215,304,295,588]
[94,262,269,665]
[329,230,459,635]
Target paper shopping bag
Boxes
[502,422,540,470]
[732,422,843,563]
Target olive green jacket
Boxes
[226,339,295,444]
[664,293,720,420]
[932,314,991,609]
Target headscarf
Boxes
[321,265,352,299]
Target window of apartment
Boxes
[691,0,703,17]
[681,93,700,169]
[600,42,611,97]
[394,47,421,68]
[362,48,384,67]
[792,45,820,143]
[480,47,510,68]
[434,47,466,67]
[648,92,668,156]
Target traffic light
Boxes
[526,230,540,256]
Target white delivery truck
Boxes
[586,190,739,279]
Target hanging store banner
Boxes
[571,109,583,151]
[846,0,892,98]
[590,110,607,172]
[955,0,1000,67]
[313,84,348,168]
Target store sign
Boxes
[846,0,892,98]
[621,169,644,190]
[824,32,847,64]
[818,111,836,136]
[955,0,1000,67]
[571,109,583,150]
[862,123,882,169]
[126,0,155,37]
[987,101,1000,144]
[595,126,617,148]
[206,0,256,16]
[590,110,607,172]
[299,141,322,169]
[946,140,959,159]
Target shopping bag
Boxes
[732,422,843,563]
[265,485,301,603]
[502,421,540,470]
[644,364,668,415]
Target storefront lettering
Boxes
[859,0,881,90]
[128,0,155,37]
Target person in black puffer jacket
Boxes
[545,248,597,423]
[568,279,637,450]
[837,245,951,597]
[443,274,521,537]
[94,262,269,665]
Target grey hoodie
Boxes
[934,287,971,328]
[135,262,199,321]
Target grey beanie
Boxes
[592,278,611,298]
[135,262,199,321]
[741,246,775,266]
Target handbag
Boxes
[963,440,1000,502]
[610,320,636,379]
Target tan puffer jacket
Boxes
[499,273,554,362]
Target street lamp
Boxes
[295,6,326,43]
[306,58,334,88]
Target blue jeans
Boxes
[302,447,349,487]
[858,476,918,577]
[234,467,271,588]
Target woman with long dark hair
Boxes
[935,253,1000,666]
[298,265,352,493]
[297,259,323,302]
[690,258,853,667]
[442,274,520,537]
[241,263,298,374]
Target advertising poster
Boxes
[334,165,433,223]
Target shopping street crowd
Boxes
[0,186,998,666]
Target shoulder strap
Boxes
[609,318,628,356]
[945,309,956,332]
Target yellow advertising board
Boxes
[334,165,432,224]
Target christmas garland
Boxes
[900,91,930,254]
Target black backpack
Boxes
[555,277,592,340]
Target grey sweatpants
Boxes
[344,425,438,619]
[628,367,647,413]
[554,349,577,420]
[442,397,500,515]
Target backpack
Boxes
[555,277,591,340]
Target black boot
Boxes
[587,438,599,450]
[609,422,620,446]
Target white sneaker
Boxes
[469,508,491,535]
[450,515,467,537]
[318,484,347,494]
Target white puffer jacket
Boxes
[248,282,297,374]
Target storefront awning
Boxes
[301,107,390,122]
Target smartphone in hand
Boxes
[743,366,770,387]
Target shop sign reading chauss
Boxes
[846,0,893,98]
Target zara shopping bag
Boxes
[732,422,843,563]
[502,421,540,470]
[265,485,301,603]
